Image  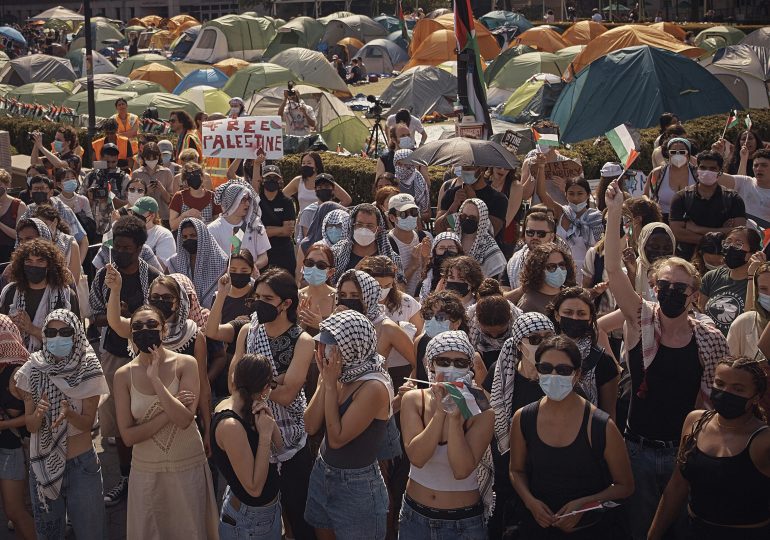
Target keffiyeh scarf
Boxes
[0,314,29,365]
[491,313,554,454]
[0,283,71,353]
[336,269,387,325]
[168,217,229,308]
[635,223,676,300]
[15,217,52,247]
[320,208,350,246]
[320,310,390,385]
[393,149,430,214]
[455,199,506,277]
[214,177,265,233]
[423,330,495,522]
[467,301,522,354]
[246,317,307,462]
[134,274,198,355]
[419,232,461,303]
[14,310,108,508]
[300,203,347,253]
[559,205,604,249]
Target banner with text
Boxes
[201,116,284,160]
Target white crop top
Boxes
[408,443,479,492]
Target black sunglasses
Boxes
[433,356,472,369]
[423,311,452,322]
[656,279,692,295]
[396,208,419,219]
[43,327,76,338]
[131,320,161,331]
[525,229,549,238]
[526,333,552,346]
[149,294,175,303]
[304,259,330,270]
[536,362,576,376]
[545,262,568,272]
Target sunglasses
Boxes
[369,270,395,278]
[423,311,451,322]
[722,240,745,251]
[149,294,175,303]
[669,150,688,156]
[43,327,76,338]
[655,279,692,295]
[433,356,472,369]
[434,248,458,256]
[396,208,419,219]
[536,362,577,376]
[131,319,161,331]
[304,259,330,270]
[525,229,549,238]
[525,333,552,346]
[545,262,568,272]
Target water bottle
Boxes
[441,393,458,414]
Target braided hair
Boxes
[233,354,273,431]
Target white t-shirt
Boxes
[207,216,271,258]
[145,225,176,269]
[283,101,317,136]
[732,175,770,227]
[57,192,92,218]
[385,114,426,141]
[389,230,431,296]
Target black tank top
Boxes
[681,421,770,526]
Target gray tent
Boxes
[741,27,770,50]
[322,15,388,45]
[353,39,408,73]
[380,66,458,118]
[0,54,76,85]
[72,73,130,93]
[705,45,770,109]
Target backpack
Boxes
[650,164,698,201]
[680,185,737,221]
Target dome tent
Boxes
[479,11,533,34]
[128,63,182,92]
[704,45,770,109]
[64,89,138,118]
[695,26,746,49]
[322,15,388,45]
[7,82,71,105]
[387,30,412,52]
[263,17,325,60]
[379,66,458,118]
[115,54,180,77]
[185,14,277,63]
[222,63,297,100]
[179,86,231,114]
[66,48,116,76]
[127,93,201,119]
[0,54,76,85]
[270,48,351,96]
[71,21,125,51]
[353,39,409,73]
[402,29,460,71]
[410,14,500,61]
[114,80,167,95]
[246,84,355,132]
[486,51,570,106]
[174,68,229,94]
[72,74,130,93]
[499,74,564,123]
[170,25,201,61]
[515,26,568,53]
[741,27,770,49]
[320,116,371,154]
[561,21,608,46]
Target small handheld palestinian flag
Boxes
[532,128,559,149]
[102,229,113,264]
[229,228,245,255]
[442,380,491,420]
[605,124,640,171]
[745,114,753,130]
[721,109,739,138]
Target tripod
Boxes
[366,117,388,158]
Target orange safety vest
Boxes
[92,135,131,161]
[207,156,229,188]
[112,113,140,153]
[178,130,202,162]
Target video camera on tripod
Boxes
[365,95,390,121]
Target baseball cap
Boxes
[131,196,158,216]
[600,162,623,177]
[388,193,418,213]
[158,140,174,155]
[102,142,119,153]
[262,164,281,178]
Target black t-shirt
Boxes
[260,193,297,273]
[101,267,161,357]
[0,285,79,319]
[378,150,395,174]
[0,366,26,449]
[440,182,508,242]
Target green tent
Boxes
[263,17,326,60]
[114,80,167,95]
[64,89,138,117]
[127,92,201,119]
[115,54,180,77]
[185,14,277,63]
[500,76,564,123]
[695,26,745,49]
[0,83,15,96]
[222,63,297,99]
[488,51,570,91]
[479,11,533,34]
[7,82,71,105]
[270,48,350,95]
[484,45,535,84]
[321,116,371,154]
[71,21,125,51]
[554,45,585,64]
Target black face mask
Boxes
[31,192,48,205]
[186,174,202,190]
[301,166,315,178]
[710,388,751,419]
[150,299,175,320]
[432,253,451,272]
[255,300,280,323]
[460,217,479,235]
[316,188,333,202]
[657,287,689,318]
[263,179,279,192]
[133,329,162,353]
[182,239,198,254]
[112,250,134,269]
[24,265,47,284]
[723,246,748,269]
[337,298,364,314]
[230,273,251,289]
[559,316,592,339]
[445,281,470,297]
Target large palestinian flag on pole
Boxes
[454,0,492,138]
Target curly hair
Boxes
[546,286,597,343]
[356,255,401,313]
[421,291,469,333]
[9,238,71,291]
[33,204,71,235]
[520,242,576,293]
[442,255,483,294]
[476,295,511,327]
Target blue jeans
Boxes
[219,486,282,540]
[29,448,106,540]
[398,497,486,540]
[304,456,388,539]
[626,439,686,540]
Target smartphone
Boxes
[93,160,107,170]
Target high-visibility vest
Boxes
[178,130,202,162]
[207,156,229,188]
[92,135,131,161]
[112,113,140,153]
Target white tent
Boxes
[705,45,770,109]
[66,48,116,77]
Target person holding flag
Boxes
[521,120,577,206]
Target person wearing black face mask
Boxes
[282,153,351,217]
[258,166,297,274]
[649,357,770,540]
[169,163,222,232]
[419,233,463,302]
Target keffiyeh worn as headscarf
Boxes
[214,178,264,234]
[300,202,347,253]
[15,218,52,247]
[419,232,461,302]
[635,222,676,300]
[320,209,350,246]
[0,314,29,365]
[393,149,430,214]
[491,313,554,454]
[15,310,109,507]
[422,330,495,522]
[467,301,523,354]
[134,274,198,356]
[337,269,387,325]
[455,199,506,278]
[331,204,403,284]
[167,217,229,308]
[320,310,389,384]
[169,273,207,328]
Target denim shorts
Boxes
[376,415,403,461]
[304,455,388,539]
[0,447,25,481]
[398,495,486,540]
[219,486,282,540]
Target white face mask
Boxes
[568,201,588,212]
[434,365,470,383]
[353,228,376,246]
[399,136,414,149]
[538,374,574,401]
[144,159,158,169]
[126,191,142,205]
[521,342,539,365]
[670,154,688,168]
[378,287,391,302]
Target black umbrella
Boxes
[405,137,519,169]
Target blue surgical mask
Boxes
[45,336,73,358]
[303,265,328,286]
[453,166,462,178]
[544,267,567,288]
[162,154,172,164]
[399,136,414,149]
[326,227,343,245]
[538,373,574,401]
[460,171,477,184]
[424,317,451,338]
[397,216,418,231]
[759,293,770,312]
[53,140,64,153]
[568,201,588,212]
[62,180,78,193]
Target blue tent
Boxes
[373,15,416,34]
[551,45,741,143]
[173,67,229,94]
[387,30,412,53]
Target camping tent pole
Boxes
[83,0,96,166]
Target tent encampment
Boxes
[170,25,201,60]
[127,92,201,119]
[246,84,356,132]
[64,89,138,118]
[551,45,742,143]
[379,66,458,118]
[263,17,325,60]
[6,82,71,105]
[695,26,746,49]
[705,45,770,109]
[373,15,416,34]
[741,27,770,49]
[515,27,568,52]
[354,39,409,73]
[72,74,130,93]
[410,14,500,60]
[129,63,182,92]
[484,44,535,84]
[115,53,180,77]
[487,51,571,105]
[71,21,125,51]
[270,48,350,96]
[179,86,231,114]
[336,37,365,60]
[0,54,76,85]
[561,21,607,46]
[402,30,458,71]
[65,48,116,76]
[185,14,277,63]
[322,15,388,45]
[174,68,229,94]
[222,63,297,100]
[387,30,412,52]
[213,58,250,77]
[479,11,533,34]
[321,116,371,154]
[114,80,167,95]
[499,74,564,123]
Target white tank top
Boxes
[297,179,317,212]
[409,443,479,492]
[657,166,696,214]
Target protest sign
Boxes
[544,159,582,179]
[201,116,284,160]
[501,130,523,154]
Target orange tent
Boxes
[649,22,686,41]
[170,14,199,27]
[567,25,703,79]
[403,30,458,71]
[410,14,500,61]
[129,63,182,92]
[213,58,250,77]
[149,30,175,50]
[127,18,146,27]
[140,15,163,28]
[562,21,608,46]
[173,20,199,37]
[338,37,364,59]
[515,27,568,53]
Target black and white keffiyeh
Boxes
[330,204,403,284]
[15,217,52,246]
[559,205,604,249]
[320,208,350,246]
[393,149,430,215]
[246,317,307,462]
[467,301,523,354]
[455,198,506,277]
[419,232,461,302]
[14,310,108,507]
[0,281,71,353]
[167,217,229,308]
[336,269,386,325]
[319,310,390,385]
[491,313,554,454]
[214,177,265,233]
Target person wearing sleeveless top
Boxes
[645,138,697,219]
[113,304,218,540]
[212,354,283,539]
[509,336,634,539]
[399,331,494,539]
[282,152,352,214]
[0,169,27,264]
[649,356,770,540]
[304,310,393,540]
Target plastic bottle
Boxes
[441,393,458,414]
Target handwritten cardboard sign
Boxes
[544,159,582,179]
[201,116,284,160]
[501,130,523,154]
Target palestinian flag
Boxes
[229,228,245,255]
[746,114,753,130]
[606,124,640,169]
[532,128,559,148]
[442,381,491,420]
[725,109,739,130]
[102,229,113,249]
[454,0,492,138]
[396,0,409,41]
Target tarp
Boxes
[479,11,533,34]
[170,26,201,61]
[7,82,71,105]
[114,80,167,95]
[127,92,201,119]
[568,25,704,78]
[695,26,746,49]
[562,21,607,45]
[179,86,231,114]
[321,116,371,154]
[128,63,182,92]
[64,89,138,118]
[115,53,180,77]
[741,27,770,50]
[650,22,686,41]
[500,75,564,123]
[270,48,350,96]
[380,66,458,118]
[410,14,500,60]
[551,45,742,143]
[263,17,325,60]
[65,48,116,77]
[322,15,388,45]
[0,54,76,85]
[72,74,129,93]
[354,39,409,73]
[213,58,250,77]
[515,27,568,53]
[222,63,298,99]
[706,45,770,109]
[71,21,125,51]
[186,14,276,63]
[174,68,229,94]
[246,84,356,131]
[29,6,83,21]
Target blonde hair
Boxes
[653,256,701,291]
[178,148,200,164]
[0,169,10,185]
